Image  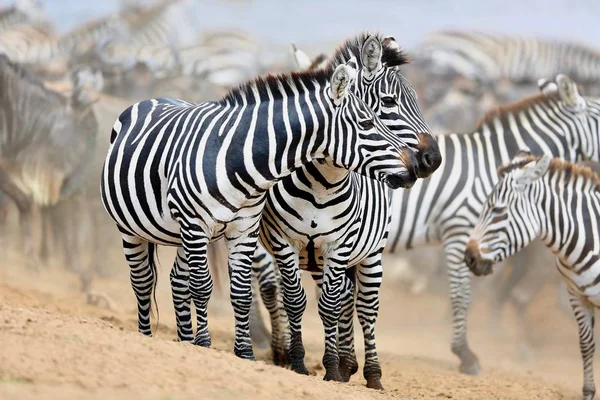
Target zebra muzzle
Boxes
[464,240,495,276]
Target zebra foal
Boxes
[101,60,419,360]
[465,154,600,400]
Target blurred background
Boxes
[0,1,598,398]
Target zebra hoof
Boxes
[234,348,256,361]
[291,363,309,375]
[272,348,289,367]
[366,377,384,390]
[323,369,344,382]
[459,359,481,375]
[339,357,359,382]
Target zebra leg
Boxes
[356,252,384,390]
[120,230,157,336]
[253,247,290,366]
[277,248,308,374]
[445,240,481,375]
[338,269,358,382]
[181,226,212,348]
[249,277,271,349]
[568,289,596,400]
[319,255,346,382]
[169,247,193,342]
[224,233,257,360]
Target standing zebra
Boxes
[465,154,600,400]
[101,61,419,360]
[264,73,600,375]
[418,30,600,87]
[257,33,440,389]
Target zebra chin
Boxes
[464,240,495,276]
[384,171,418,189]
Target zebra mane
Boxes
[220,68,332,106]
[326,31,410,69]
[474,92,556,130]
[498,156,600,190]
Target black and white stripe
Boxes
[465,155,600,400]
[100,60,419,360]
[256,33,441,388]
[381,74,600,375]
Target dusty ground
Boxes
[0,242,594,400]
[0,95,594,399]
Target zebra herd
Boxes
[1,1,600,397]
[99,28,600,399]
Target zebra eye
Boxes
[381,97,397,107]
[359,119,375,130]
[492,205,507,213]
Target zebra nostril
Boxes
[422,152,433,168]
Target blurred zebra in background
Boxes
[465,155,600,400]
[0,54,99,271]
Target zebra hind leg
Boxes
[277,248,309,374]
[120,231,158,336]
[356,253,384,390]
[337,270,358,382]
[253,247,290,366]
[170,247,193,342]
[225,232,257,360]
[568,289,596,400]
[181,225,212,348]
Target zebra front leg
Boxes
[253,247,290,366]
[356,253,384,389]
[568,289,596,400]
[319,255,347,382]
[277,248,308,374]
[169,247,193,342]
[120,230,157,336]
[338,269,358,382]
[181,226,212,347]
[446,241,481,375]
[225,233,257,360]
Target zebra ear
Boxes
[361,35,383,75]
[289,43,312,71]
[513,155,552,189]
[557,74,586,111]
[330,64,356,104]
[538,78,558,96]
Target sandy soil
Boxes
[0,241,594,400]
[0,95,594,399]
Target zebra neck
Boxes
[229,87,333,192]
[537,175,600,258]
[302,160,353,192]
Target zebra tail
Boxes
[148,242,160,333]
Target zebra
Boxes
[417,30,600,89]
[0,0,46,35]
[263,73,600,376]
[256,32,441,389]
[464,154,600,400]
[0,54,98,260]
[100,59,420,361]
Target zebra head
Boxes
[355,35,441,178]
[465,152,552,276]
[328,63,419,189]
[292,33,442,179]
[537,74,600,161]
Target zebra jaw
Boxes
[385,172,416,189]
